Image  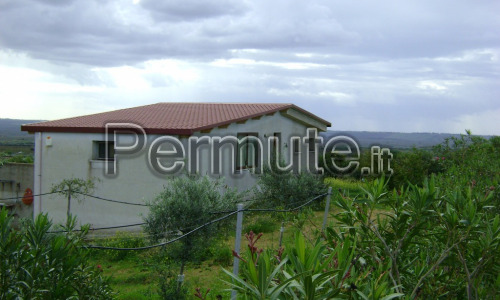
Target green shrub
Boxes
[224,231,401,300]
[333,175,499,299]
[0,210,114,299]
[434,132,500,189]
[254,164,326,209]
[388,147,441,189]
[155,263,190,300]
[0,153,34,166]
[90,232,146,261]
[210,244,233,267]
[226,170,499,299]
[244,215,279,234]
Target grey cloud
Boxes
[1,0,499,134]
[1,0,498,67]
[0,0,357,66]
[31,0,77,7]
[327,0,500,59]
[140,0,247,22]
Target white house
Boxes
[21,103,331,228]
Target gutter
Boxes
[33,132,42,218]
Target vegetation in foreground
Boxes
[226,175,499,299]
[1,131,499,299]
[0,211,114,299]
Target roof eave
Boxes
[20,103,331,134]
[20,125,196,135]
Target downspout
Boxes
[33,132,42,219]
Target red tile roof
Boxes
[21,102,331,135]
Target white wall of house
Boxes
[34,111,322,228]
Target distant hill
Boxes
[0,118,492,150]
[0,119,43,145]
[320,131,491,150]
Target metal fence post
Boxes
[278,221,285,248]
[322,187,333,234]
[231,203,244,300]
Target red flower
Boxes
[232,250,247,263]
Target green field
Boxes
[88,210,333,299]
[86,177,359,299]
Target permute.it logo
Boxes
[103,123,393,177]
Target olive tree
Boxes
[143,175,241,296]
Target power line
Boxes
[0,191,62,201]
[245,192,328,213]
[74,192,149,207]
[0,190,148,207]
[211,192,328,214]
[48,222,146,233]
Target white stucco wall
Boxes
[34,112,324,228]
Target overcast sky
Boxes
[0,0,498,135]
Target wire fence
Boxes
[4,187,333,251]
[84,209,241,251]
[82,191,330,251]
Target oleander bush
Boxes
[0,210,114,299]
[224,175,499,299]
[223,132,500,299]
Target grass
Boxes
[87,177,366,299]
[89,249,234,299]
[324,177,366,196]
[88,212,338,299]
[0,145,33,154]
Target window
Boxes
[94,141,115,160]
[272,132,281,155]
[236,133,259,170]
[293,138,300,153]
[309,137,315,152]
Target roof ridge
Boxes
[154,102,293,105]
[21,102,329,134]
